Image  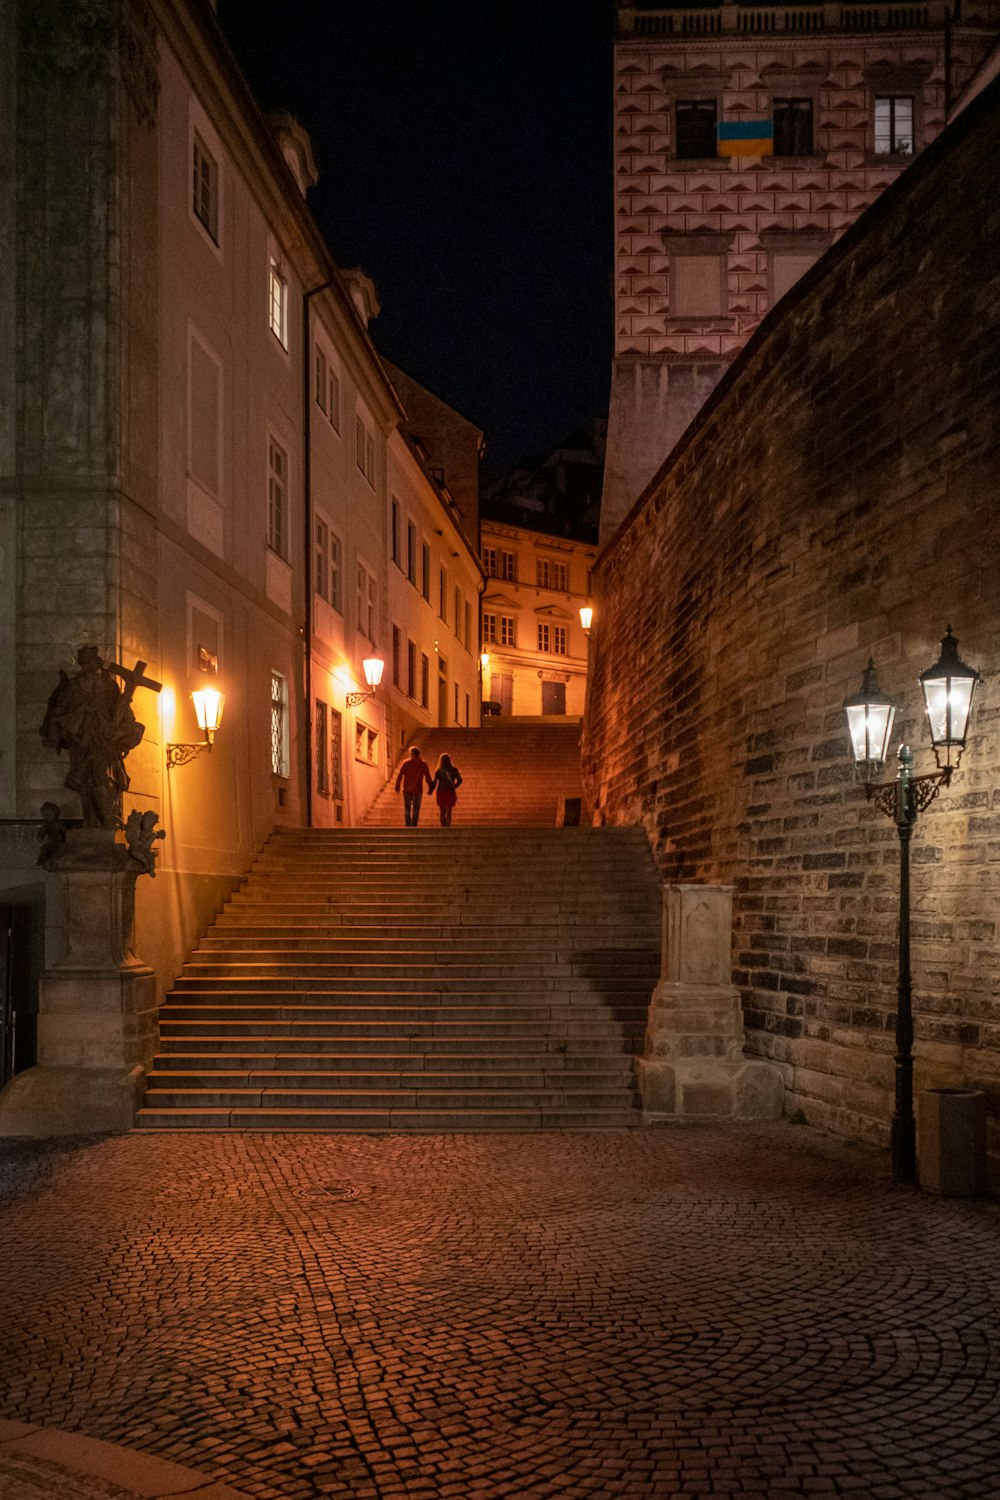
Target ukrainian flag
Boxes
[717,120,774,157]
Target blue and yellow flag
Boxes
[717,120,774,157]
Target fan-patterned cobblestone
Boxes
[0,1127,997,1499]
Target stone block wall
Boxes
[583,79,1000,1178]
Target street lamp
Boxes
[843,627,979,1184]
[579,604,593,636]
[166,685,226,768]
[346,656,384,708]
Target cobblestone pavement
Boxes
[0,1126,998,1500]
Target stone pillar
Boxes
[638,883,783,1121]
[0,830,157,1135]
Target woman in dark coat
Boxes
[428,753,463,826]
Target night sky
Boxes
[217,0,614,477]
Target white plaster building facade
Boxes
[0,0,481,1086]
[480,521,596,720]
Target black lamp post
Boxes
[843,627,980,1185]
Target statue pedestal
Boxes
[639,884,783,1122]
[0,830,157,1136]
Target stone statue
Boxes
[36,802,67,867]
[39,646,161,828]
[124,809,166,877]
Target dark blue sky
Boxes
[217,0,614,475]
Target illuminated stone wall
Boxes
[584,79,1000,1178]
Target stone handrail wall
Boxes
[583,78,1000,1176]
[619,1,949,35]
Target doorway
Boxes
[0,904,39,1087]
[497,673,513,716]
[541,680,566,715]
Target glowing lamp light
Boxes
[167,684,227,769]
[480,652,490,673]
[843,659,895,780]
[579,605,593,636]
[919,626,979,773]
[192,685,225,742]
[347,656,385,708]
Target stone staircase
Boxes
[136,824,661,1131]
[363,723,583,826]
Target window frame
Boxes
[873,93,915,156]
[270,670,290,778]
[268,256,289,350]
[675,98,718,161]
[267,435,289,559]
[192,130,219,244]
[772,97,814,158]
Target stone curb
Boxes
[0,1422,252,1500]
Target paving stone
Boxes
[0,1127,998,1498]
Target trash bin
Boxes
[917,1088,987,1197]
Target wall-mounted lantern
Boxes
[346,656,384,708]
[842,626,980,1186]
[166,685,226,769]
[480,651,490,674]
[579,604,594,636]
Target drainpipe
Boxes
[302,276,338,829]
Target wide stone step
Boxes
[144,1085,634,1110]
[161,1000,649,1021]
[135,1105,640,1131]
[151,1052,636,1076]
[148,1066,635,1089]
[157,1033,636,1056]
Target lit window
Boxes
[315,699,329,795]
[269,258,288,348]
[773,98,814,157]
[267,438,288,558]
[192,133,219,242]
[483,612,497,644]
[500,615,516,648]
[675,99,717,160]
[874,95,913,154]
[270,671,289,777]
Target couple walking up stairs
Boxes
[137,725,661,1131]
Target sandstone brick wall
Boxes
[584,78,1000,1178]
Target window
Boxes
[192,133,219,242]
[356,416,376,486]
[464,600,471,651]
[672,255,725,317]
[553,625,567,655]
[421,542,431,602]
[330,709,344,801]
[439,568,448,620]
[421,652,430,710]
[676,99,717,159]
[874,95,913,154]
[454,683,460,723]
[315,699,329,795]
[392,624,401,688]
[356,561,377,642]
[406,520,417,586]
[483,546,498,577]
[500,614,516,648]
[499,550,517,582]
[454,586,461,635]
[354,721,378,764]
[270,671,289,777]
[313,517,343,610]
[314,347,340,429]
[538,623,567,654]
[407,639,417,699]
[538,623,550,653]
[537,559,569,591]
[483,612,497,644]
[267,438,288,558]
[464,692,470,728]
[773,98,814,157]
[391,498,402,567]
[268,257,288,348]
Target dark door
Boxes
[541,681,566,715]
[0,905,38,1087]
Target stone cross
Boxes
[110,657,162,706]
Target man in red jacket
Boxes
[394,745,433,826]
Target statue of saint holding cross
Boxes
[40,647,162,828]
